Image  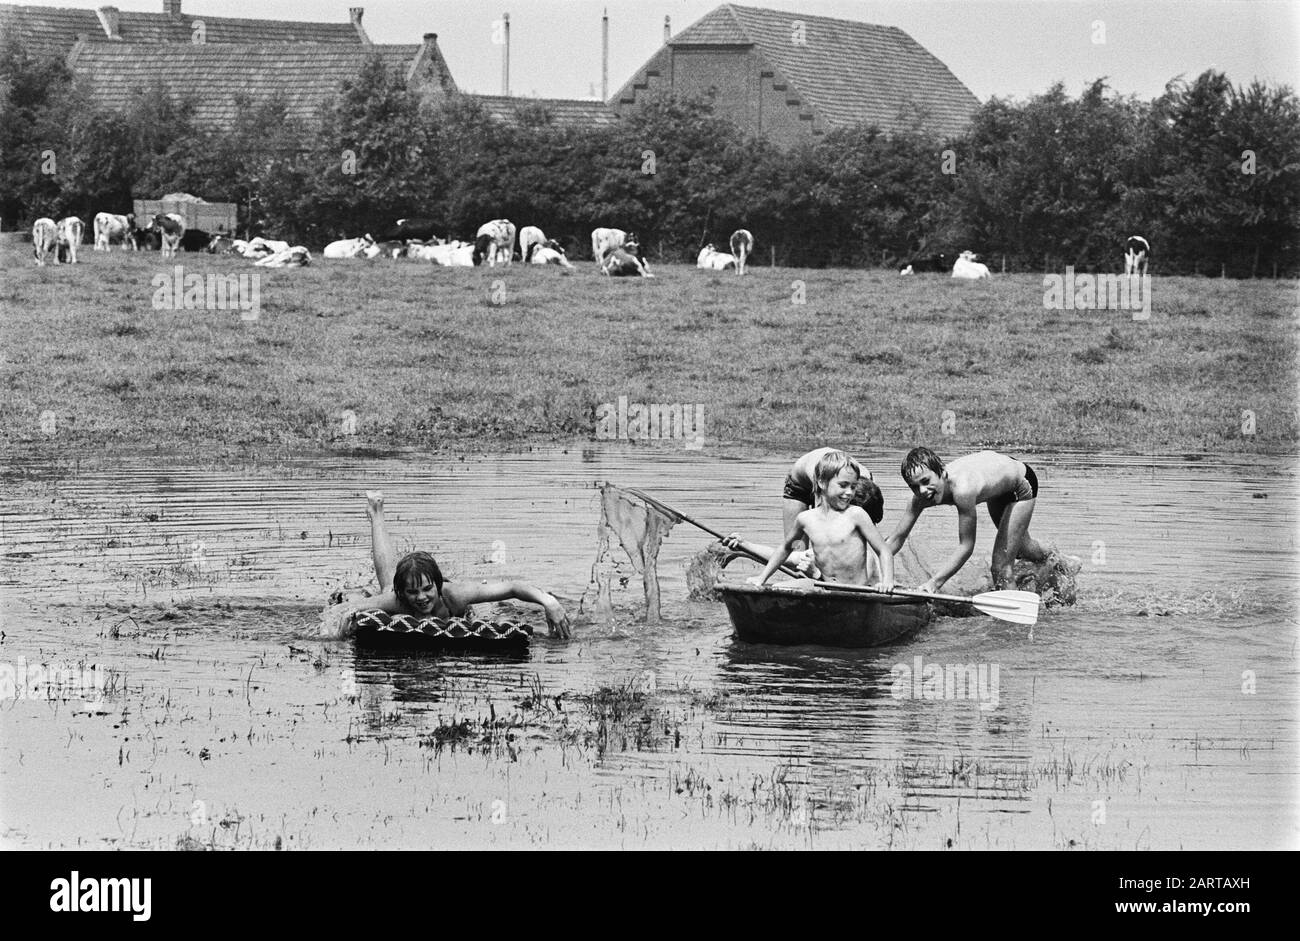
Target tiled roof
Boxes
[471,94,618,130]
[0,3,365,60]
[659,3,980,138]
[66,41,451,131]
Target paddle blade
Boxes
[970,590,1040,625]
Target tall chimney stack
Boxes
[664,15,671,43]
[97,6,121,40]
[601,8,609,101]
[502,12,510,96]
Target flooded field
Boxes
[1,447,1296,849]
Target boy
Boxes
[886,447,1062,593]
[318,492,570,639]
[754,451,895,590]
[782,447,883,544]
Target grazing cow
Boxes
[602,241,654,278]
[152,213,185,258]
[56,217,84,264]
[1124,236,1150,276]
[373,217,442,243]
[473,219,516,266]
[93,212,135,252]
[254,246,311,268]
[529,242,574,268]
[519,225,549,263]
[420,241,475,266]
[697,244,737,271]
[363,240,408,259]
[951,250,990,280]
[899,252,951,275]
[729,229,753,276]
[179,228,211,252]
[31,217,58,266]
[323,235,375,259]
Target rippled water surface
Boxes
[1,447,1296,849]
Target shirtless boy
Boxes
[886,447,1059,592]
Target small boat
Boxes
[717,579,931,648]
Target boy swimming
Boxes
[886,448,1066,592]
[753,451,895,589]
[317,492,571,639]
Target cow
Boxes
[373,217,442,243]
[697,244,737,270]
[951,250,990,280]
[899,252,951,275]
[130,226,160,251]
[1124,236,1150,277]
[474,219,516,266]
[529,241,574,268]
[363,240,408,259]
[179,228,211,252]
[602,240,654,278]
[519,225,549,263]
[93,212,135,252]
[247,237,289,256]
[254,246,311,268]
[729,229,753,276]
[56,217,84,264]
[591,227,629,266]
[323,235,375,259]
[31,217,58,266]
[420,241,475,266]
[152,213,185,258]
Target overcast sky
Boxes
[13,0,1299,103]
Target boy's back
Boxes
[944,451,1028,505]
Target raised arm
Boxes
[448,580,571,639]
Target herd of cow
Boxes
[898,236,1152,279]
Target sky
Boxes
[10,0,1299,103]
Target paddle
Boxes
[624,488,805,578]
[811,580,1040,625]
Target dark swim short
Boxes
[782,473,815,506]
[987,463,1039,525]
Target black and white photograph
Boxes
[0,0,1295,888]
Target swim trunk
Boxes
[782,474,815,506]
[987,463,1038,525]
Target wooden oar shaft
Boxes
[813,581,1028,611]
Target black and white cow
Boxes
[93,212,135,251]
[373,217,442,244]
[729,228,753,276]
[32,217,58,266]
[130,226,160,251]
[473,219,516,266]
[1124,236,1150,276]
[602,240,654,277]
[56,216,84,263]
[151,213,185,258]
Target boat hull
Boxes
[718,582,930,648]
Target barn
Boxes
[612,3,981,145]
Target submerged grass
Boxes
[1,244,1295,456]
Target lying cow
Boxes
[55,217,84,263]
[697,244,737,271]
[529,240,574,268]
[363,240,407,259]
[32,217,58,266]
[518,225,548,263]
[152,213,185,259]
[730,229,753,276]
[474,219,516,266]
[254,246,311,268]
[592,226,641,267]
[951,250,990,280]
[899,252,951,275]
[602,241,654,278]
[93,212,135,252]
[323,235,375,259]
[1124,236,1150,276]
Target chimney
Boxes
[349,7,371,43]
[601,8,608,101]
[501,13,510,96]
[96,6,121,40]
[164,0,181,18]
[664,15,670,43]
[408,33,439,87]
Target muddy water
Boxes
[1,448,1295,849]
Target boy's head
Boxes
[851,477,884,524]
[393,551,445,614]
[814,450,861,496]
[901,446,948,505]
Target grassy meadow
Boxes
[1,236,1296,459]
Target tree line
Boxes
[2,39,1297,276]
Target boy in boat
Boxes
[782,447,883,547]
[753,451,895,590]
[886,447,1074,593]
[317,492,571,639]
